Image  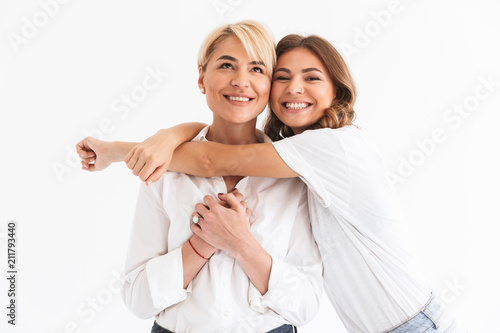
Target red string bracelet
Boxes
[188,239,209,260]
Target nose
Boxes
[231,69,250,88]
[286,78,304,95]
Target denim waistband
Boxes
[385,291,463,333]
[151,321,296,333]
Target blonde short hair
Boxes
[197,20,276,78]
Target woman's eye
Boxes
[252,67,263,73]
[220,63,233,69]
[274,76,290,81]
[306,77,320,81]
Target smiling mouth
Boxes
[225,95,253,102]
[283,102,311,110]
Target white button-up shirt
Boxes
[121,127,323,333]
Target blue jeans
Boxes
[151,321,296,333]
[386,293,467,333]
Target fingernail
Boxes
[146,180,152,186]
[218,193,224,196]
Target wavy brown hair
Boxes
[263,34,357,141]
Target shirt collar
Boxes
[192,126,272,144]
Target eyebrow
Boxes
[274,67,323,74]
[216,55,265,66]
[217,55,237,62]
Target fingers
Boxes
[191,211,204,223]
[194,202,210,218]
[203,195,220,210]
[124,147,133,165]
[78,138,96,171]
[125,148,139,171]
[190,222,203,237]
[76,137,96,158]
[217,189,244,202]
[81,155,95,164]
[245,207,252,219]
[81,160,97,172]
[139,162,164,184]
[224,193,245,212]
[190,213,208,239]
[145,164,168,186]
[132,160,146,178]
[240,201,247,210]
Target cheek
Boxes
[318,87,335,108]
[256,79,271,99]
[270,85,281,107]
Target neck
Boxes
[206,118,259,145]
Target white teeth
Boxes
[285,102,309,110]
[227,96,250,102]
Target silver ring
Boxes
[192,215,199,223]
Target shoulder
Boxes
[274,126,361,144]
[302,125,361,141]
[273,126,367,156]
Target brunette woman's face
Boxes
[271,48,336,134]
[199,35,271,126]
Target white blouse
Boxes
[273,126,432,333]
[121,127,323,333]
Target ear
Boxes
[198,66,205,92]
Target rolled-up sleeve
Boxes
[248,191,323,326]
[121,181,190,319]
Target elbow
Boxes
[284,297,321,327]
[283,279,323,326]
[199,151,217,178]
[121,283,159,320]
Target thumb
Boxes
[145,164,168,185]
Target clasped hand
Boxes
[192,190,252,256]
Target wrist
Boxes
[189,235,216,259]
[111,141,137,162]
[230,234,257,261]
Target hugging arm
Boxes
[76,122,206,173]
[76,122,299,182]
[168,141,299,180]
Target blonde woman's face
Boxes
[199,35,271,126]
[271,48,335,134]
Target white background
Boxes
[1,0,499,332]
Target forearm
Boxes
[181,235,216,288]
[162,122,207,147]
[249,256,323,326]
[111,141,138,162]
[170,141,298,178]
[232,236,272,295]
